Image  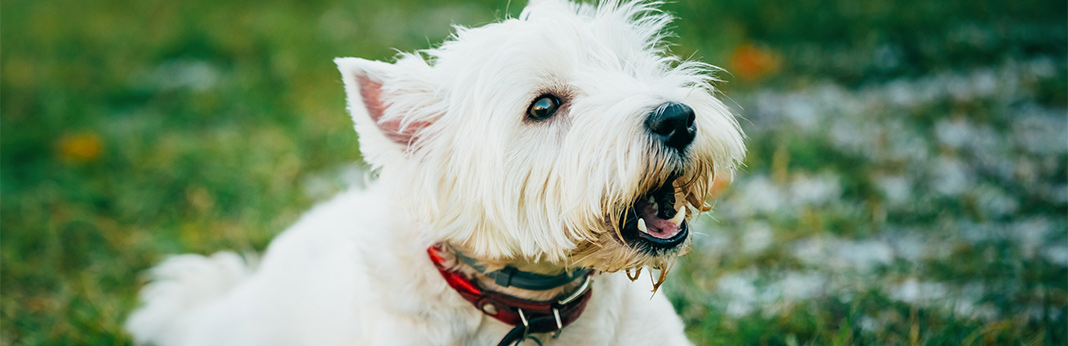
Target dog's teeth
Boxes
[637,218,648,233]
[669,207,686,225]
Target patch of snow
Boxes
[874,175,912,205]
[791,236,894,273]
[723,175,786,217]
[1012,217,1052,258]
[888,278,948,304]
[835,239,895,272]
[777,271,829,301]
[930,156,973,196]
[716,271,759,317]
[1041,244,1068,267]
[1012,111,1068,155]
[973,184,1019,217]
[137,59,220,92]
[790,173,843,206]
[741,221,774,254]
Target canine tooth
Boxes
[669,207,686,225]
[637,218,648,233]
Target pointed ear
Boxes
[334,57,440,169]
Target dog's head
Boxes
[335,0,744,276]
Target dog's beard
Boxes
[565,149,719,292]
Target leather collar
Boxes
[427,245,594,345]
[450,246,591,291]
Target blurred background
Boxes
[2,0,1065,344]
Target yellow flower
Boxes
[57,132,103,163]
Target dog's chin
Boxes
[616,173,691,256]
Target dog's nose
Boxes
[644,102,696,152]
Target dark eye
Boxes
[527,94,561,121]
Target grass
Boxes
[2,0,1065,345]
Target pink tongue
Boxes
[638,202,681,239]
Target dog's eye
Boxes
[527,94,561,121]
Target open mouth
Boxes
[618,174,689,252]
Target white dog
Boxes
[126,0,745,345]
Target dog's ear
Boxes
[334,57,441,168]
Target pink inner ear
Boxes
[358,75,388,125]
[357,75,428,146]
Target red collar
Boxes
[427,245,593,341]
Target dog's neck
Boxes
[438,244,588,301]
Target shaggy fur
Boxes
[126,0,745,345]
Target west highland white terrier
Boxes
[126,0,745,345]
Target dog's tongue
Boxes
[636,198,685,239]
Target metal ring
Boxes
[551,308,564,339]
[516,308,531,342]
[518,308,530,329]
[557,275,592,305]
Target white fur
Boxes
[126,1,744,345]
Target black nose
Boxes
[644,102,696,152]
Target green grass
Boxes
[3,0,1065,345]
